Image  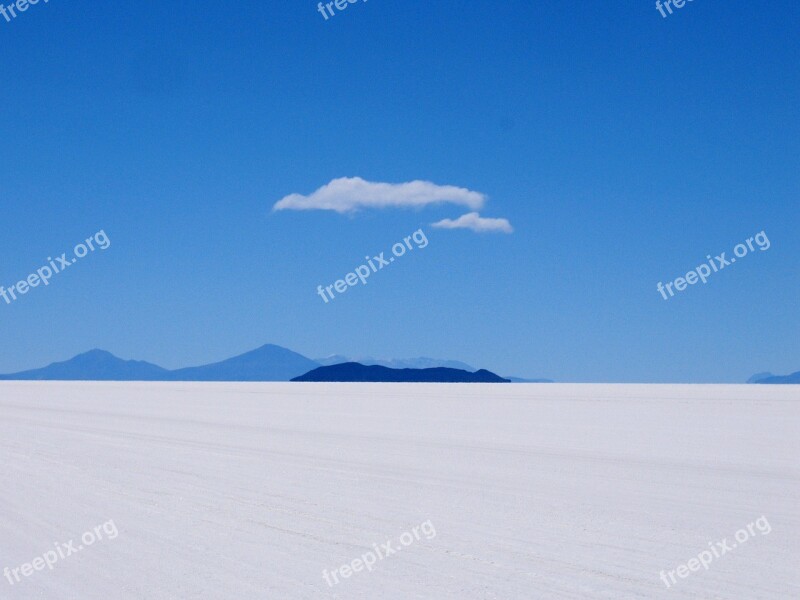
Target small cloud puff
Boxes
[431,212,513,234]
[273,177,486,214]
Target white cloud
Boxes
[431,212,513,234]
[273,177,486,213]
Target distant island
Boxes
[292,363,511,383]
[0,344,539,383]
[749,370,800,384]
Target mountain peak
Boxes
[166,344,319,382]
[76,349,118,360]
[250,344,294,354]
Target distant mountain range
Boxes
[749,371,800,384]
[0,345,318,382]
[293,363,510,383]
[0,344,545,383]
[0,349,170,381]
[315,355,477,371]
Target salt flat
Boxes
[0,382,797,599]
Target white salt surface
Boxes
[0,382,797,599]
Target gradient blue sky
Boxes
[1,0,798,382]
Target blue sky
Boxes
[0,0,798,382]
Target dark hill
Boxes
[292,362,510,383]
